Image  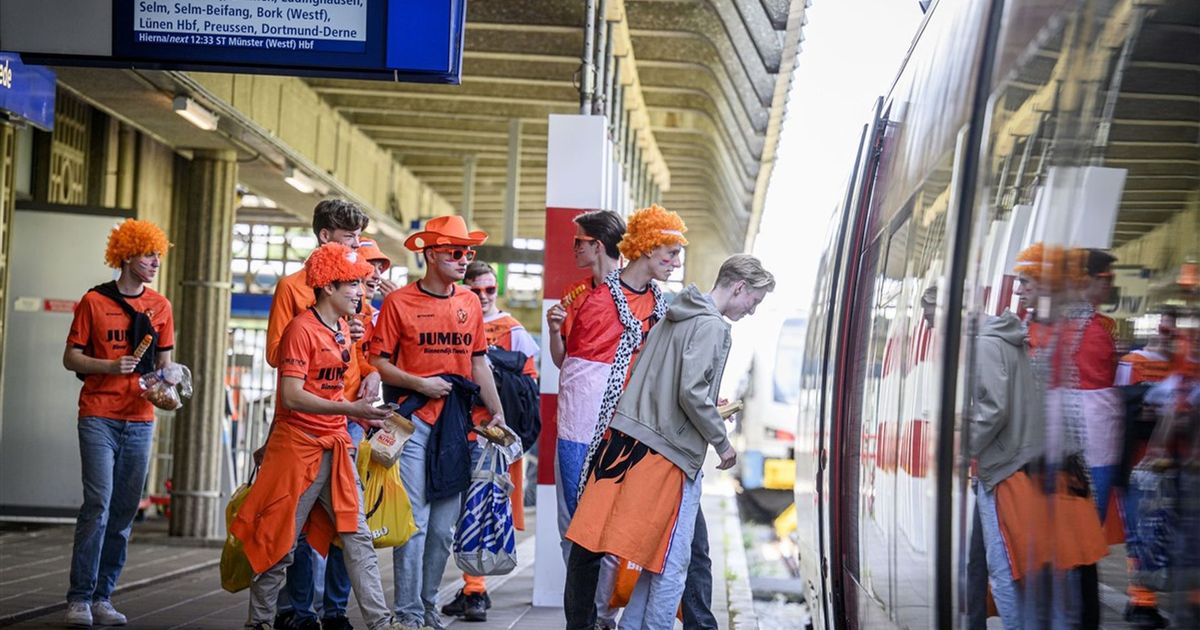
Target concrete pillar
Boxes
[537,115,613,606]
[0,123,15,414]
[462,154,477,227]
[169,149,237,540]
[503,119,522,244]
[116,125,137,209]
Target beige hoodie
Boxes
[610,284,732,479]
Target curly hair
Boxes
[305,242,374,288]
[1014,243,1107,288]
[617,204,687,261]
[104,219,170,268]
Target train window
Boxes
[960,0,1199,627]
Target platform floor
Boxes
[0,480,752,630]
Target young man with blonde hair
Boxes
[565,254,775,629]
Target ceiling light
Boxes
[173,96,218,131]
[240,194,277,209]
[284,166,316,194]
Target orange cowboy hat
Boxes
[404,215,488,252]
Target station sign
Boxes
[0,53,55,131]
[0,0,466,84]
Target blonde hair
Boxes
[714,254,775,291]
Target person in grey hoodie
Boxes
[563,254,775,630]
[970,308,1046,629]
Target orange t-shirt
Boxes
[560,276,596,342]
[267,269,363,400]
[483,312,539,378]
[67,287,175,421]
[565,280,660,383]
[266,269,311,368]
[343,301,376,402]
[370,282,488,425]
[275,309,354,437]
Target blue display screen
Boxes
[0,53,56,131]
[110,0,465,83]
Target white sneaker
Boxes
[90,601,127,626]
[64,601,92,627]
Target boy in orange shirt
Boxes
[441,260,539,622]
[62,220,175,627]
[368,216,508,630]
[235,243,400,630]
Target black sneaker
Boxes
[1125,604,1168,629]
[440,589,468,617]
[463,593,487,622]
[275,611,296,629]
[294,617,322,630]
[321,615,354,630]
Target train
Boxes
[791,0,1198,628]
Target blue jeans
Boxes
[975,481,1038,629]
[280,422,364,620]
[622,471,703,629]
[392,420,463,622]
[1090,464,1119,522]
[67,417,154,603]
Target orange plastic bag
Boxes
[607,557,682,620]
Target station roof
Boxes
[304,0,808,252]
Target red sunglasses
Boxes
[429,247,476,262]
[469,285,497,296]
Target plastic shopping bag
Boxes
[453,441,517,576]
[220,479,255,593]
[357,440,418,548]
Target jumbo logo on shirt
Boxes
[417,331,474,346]
[317,366,347,382]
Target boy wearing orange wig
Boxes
[233,243,402,630]
[368,215,508,630]
[62,219,175,627]
[554,205,686,628]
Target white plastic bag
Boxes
[453,441,517,576]
[139,363,193,411]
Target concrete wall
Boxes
[188,73,455,224]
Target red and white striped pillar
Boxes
[534,114,615,606]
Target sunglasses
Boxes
[430,247,476,262]
[573,235,597,248]
[469,285,498,297]
[333,331,351,363]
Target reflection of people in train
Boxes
[1068,249,1123,522]
[1116,307,1177,387]
[1118,306,1178,629]
[969,309,1046,627]
[1010,243,1112,628]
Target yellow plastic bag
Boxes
[220,482,255,593]
[357,440,417,548]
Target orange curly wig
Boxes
[1013,242,1092,288]
[617,204,688,261]
[104,219,170,269]
[305,243,374,288]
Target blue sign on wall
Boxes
[0,53,55,131]
[110,0,466,83]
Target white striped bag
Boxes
[453,441,518,576]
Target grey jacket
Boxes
[970,311,1045,490]
[610,284,732,479]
